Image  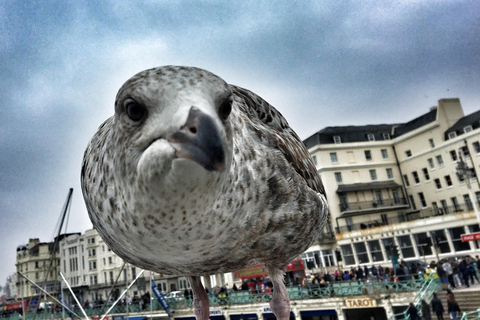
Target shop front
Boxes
[299,310,337,320]
[343,298,387,320]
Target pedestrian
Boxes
[447,293,461,320]
[431,293,444,320]
[443,259,455,289]
[436,262,448,290]
[421,299,431,320]
[467,258,479,284]
[406,302,420,320]
[458,259,470,287]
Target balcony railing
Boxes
[340,198,408,213]
[336,203,476,234]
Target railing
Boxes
[461,308,480,320]
[1,278,428,320]
[340,198,408,213]
[389,273,441,320]
[336,202,478,234]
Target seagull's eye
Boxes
[126,101,146,122]
[219,98,232,121]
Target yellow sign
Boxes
[345,298,377,308]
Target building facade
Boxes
[304,98,480,269]
[15,238,62,301]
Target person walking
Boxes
[406,302,420,320]
[447,293,461,320]
[431,293,444,320]
[421,299,431,320]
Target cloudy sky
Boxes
[1,0,479,286]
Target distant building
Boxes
[15,237,64,300]
[304,98,480,268]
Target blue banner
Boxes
[151,281,170,316]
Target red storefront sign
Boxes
[461,232,480,242]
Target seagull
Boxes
[81,66,328,320]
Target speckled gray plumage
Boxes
[81,66,328,277]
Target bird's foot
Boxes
[188,276,210,320]
[269,269,291,320]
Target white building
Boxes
[304,98,480,269]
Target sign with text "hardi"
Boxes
[345,298,377,308]
[461,232,480,242]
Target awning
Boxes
[336,181,402,193]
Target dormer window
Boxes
[464,125,473,133]
[333,136,342,144]
[383,133,391,140]
[448,132,457,139]
[367,133,375,141]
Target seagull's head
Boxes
[110,66,234,201]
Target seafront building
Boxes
[304,98,480,267]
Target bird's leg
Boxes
[187,276,210,320]
[268,269,291,320]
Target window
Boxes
[375,190,384,205]
[354,242,369,264]
[334,172,343,184]
[381,149,388,159]
[367,133,375,141]
[330,152,338,163]
[464,125,473,133]
[450,150,458,161]
[341,244,355,266]
[178,277,191,290]
[434,178,442,190]
[418,192,427,208]
[383,133,391,140]
[397,235,415,258]
[412,171,420,184]
[436,155,444,167]
[422,168,430,181]
[312,155,317,165]
[369,169,377,181]
[429,138,435,148]
[403,174,410,187]
[365,150,372,161]
[368,240,384,262]
[445,175,453,187]
[333,136,341,143]
[450,227,471,251]
[386,168,394,179]
[431,230,451,254]
[302,251,322,269]
[473,142,480,154]
[414,233,433,256]
[464,194,473,211]
[428,158,435,169]
[322,250,334,267]
[392,189,401,204]
[405,150,412,157]
[451,197,461,212]
[108,257,113,264]
[409,195,417,210]
[381,238,396,260]
[448,132,457,139]
[460,146,470,158]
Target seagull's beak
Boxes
[167,106,226,172]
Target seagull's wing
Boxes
[232,85,325,195]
